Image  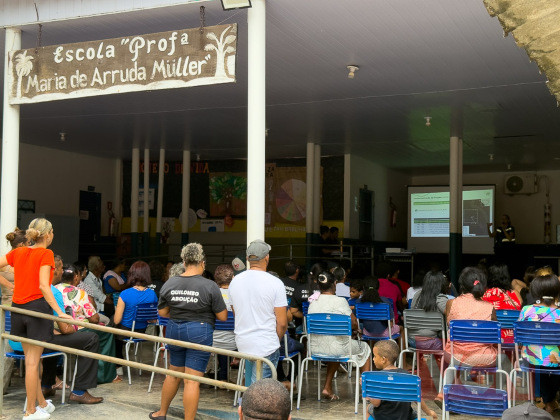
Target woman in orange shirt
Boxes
[0,218,71,420]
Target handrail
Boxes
[0,304,276,416]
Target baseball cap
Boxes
[232,254,246,275]
[246,239,271,261]
[501,402,553,420]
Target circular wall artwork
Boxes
[275,179,306,221]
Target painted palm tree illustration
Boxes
[204,26,236,79]
[15,51,34,98]
[209,173,247,213]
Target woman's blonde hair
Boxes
[180,243,205,266]
[26,218,53,243]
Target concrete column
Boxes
[305,142,315,264]
[313,144,321,236]
[0,28,21,255]
[155,148,165,252]
[143,148,150,256]
[449,136,463,287]
[181,150,191,245]
[246,0,266,245]
[130,148,140,257]
[114,158,122,235]
[343,153,351,240]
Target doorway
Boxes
[359,187,374,242]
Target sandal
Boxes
[148,412,166,420]
[52,380,69,390]
[321,391,339,401]
[112,375,123,383]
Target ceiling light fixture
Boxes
[424,116,431,127]
[347,65,359,79]
[489,153,494,161]
[220,0,252,11]
[59,131,66,142]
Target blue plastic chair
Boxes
[296,313,361,414]
[124,302,159,385]
[278,333,301,409]
[4,310,69,404]
[361,370,423,420]
[355,302,400,341]
[298,301,311,345]
[510,321,560,405]
[148,315,169,393]
[495,309,520,351]
[442,320,510,417]
[443,384,508,418]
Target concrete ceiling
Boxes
[1,0,559,175]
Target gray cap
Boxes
[246,239,271,261]
[501,402,553,420]
[232,254,246,275]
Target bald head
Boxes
[239,379,291,420]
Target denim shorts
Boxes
[166,320,213,373]
[245,349,280,387]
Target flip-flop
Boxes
[112,375,123,383]
[321,392,339,401]
[148,412,166,420]
[52,381,69,390]
[434,398,443,410]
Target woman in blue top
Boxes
[360,276,400,338]
[113,261,158,365]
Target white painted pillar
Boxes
[313,143,321,234]
[181,150,191,244]
[131,148,140,255]
[343,153,351,239]
[305,142,315,235]
[114,158,122,235]
[143,149,150,234]
[0,28,21,255]
[156,148,165,236]
[246,0,266,244]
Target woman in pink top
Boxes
[445,267,497,366]
[435,267,497,408]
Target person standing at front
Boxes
[229,240,288,386]
[0,218,71,420]
[150,243,227,420]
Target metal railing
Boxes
[0,304,277,416]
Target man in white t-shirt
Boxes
[229,239,288,386]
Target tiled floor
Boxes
[2,350,559,419]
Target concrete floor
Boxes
[2,349,560,420]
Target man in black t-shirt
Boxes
[281,260,301,305]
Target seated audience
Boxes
[212,264,236,381]
[359,276,400,339]
[409,270,449,350]
[238,379,291,420]
[389,263,410,303]
[149,260,166,296]
[114,261,158,363]
[444,267,497,365]
[406,270,425,302]
[80,256,113,318]
[308,272,371,400]
[482,263,522,343]
[277,308,305,390]
[367,340,437,420]
[333,266,350,298]
[517,273,560,414]
[289,263,323,332]
[348,278,364,309]
[169,262,185,277]
[55,264,118,383]
[103,258,129,304]
[281,260,301,304]
[56,265,100,325]
[376,262,403,323]
[434,267,497,407]
[42,275,103,404]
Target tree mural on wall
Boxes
[209,173,247,215]
[15,51,34,98]
[204,25,236,79]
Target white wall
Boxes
[14,143,118,235]
[411,170,560,244]
[346,154,410,242]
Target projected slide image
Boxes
[410,188,494,238]
[411,192,450,237]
